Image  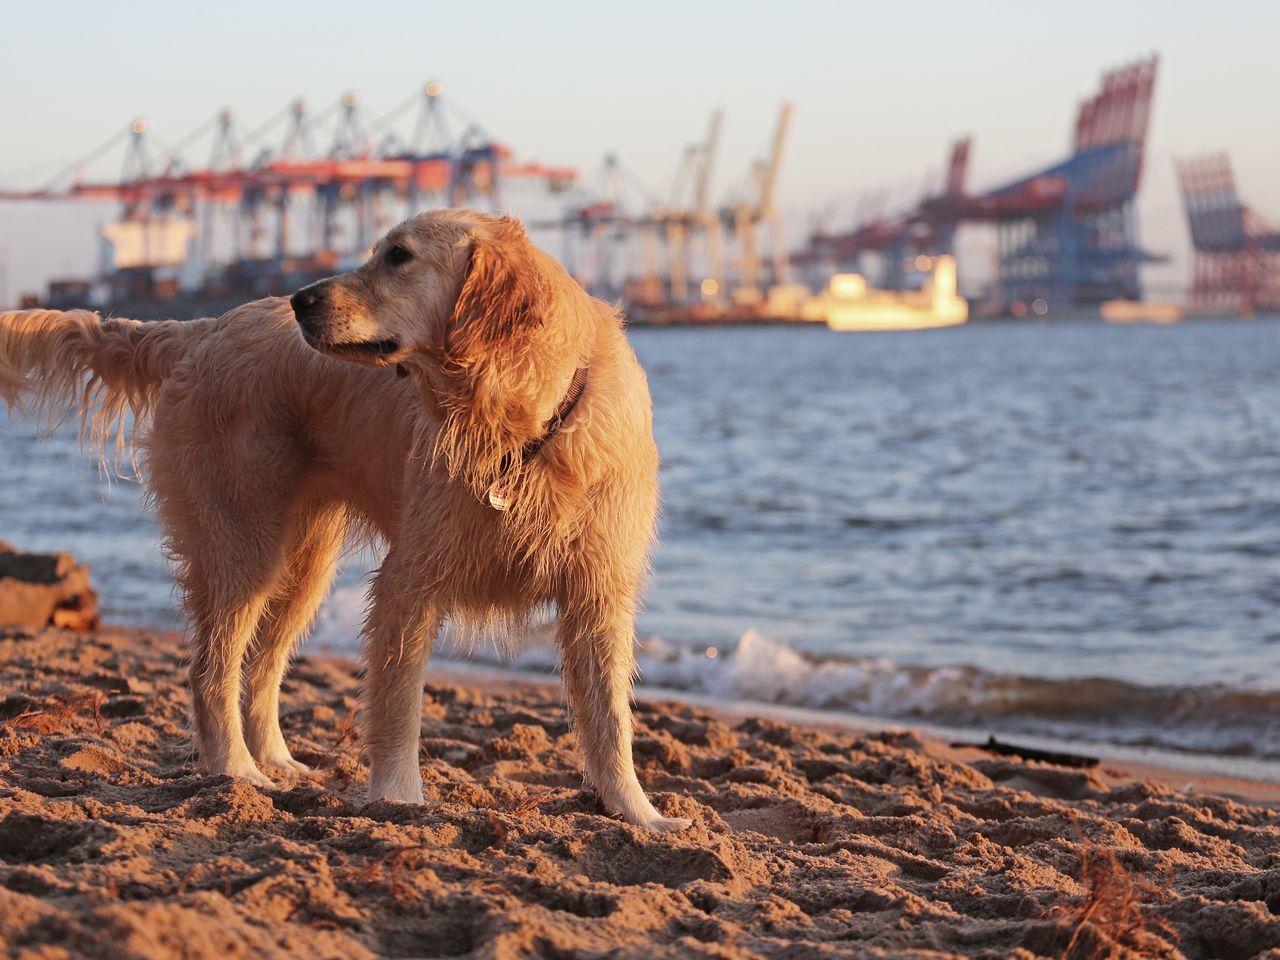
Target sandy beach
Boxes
[2,625,1279,960]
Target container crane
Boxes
[693,110,725,303]
[798,57,1160,312]
[1176,152,1280,314]
[2,80,577,315]
[727,102,793,303]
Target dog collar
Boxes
[487,366,589,510]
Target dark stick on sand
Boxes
[950,735,1100,769]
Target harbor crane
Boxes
[799,57,1160,311]
[1176,153,1280,314]
[724,102,793,304]
[2,81,576,311]
[661,109,724,305]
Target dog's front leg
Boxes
[557,605,692,833]
[361,562,440,804]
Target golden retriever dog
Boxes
[0,209,690,832]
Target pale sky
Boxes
[2,0,1277,301]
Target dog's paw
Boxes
[256,752,313,776]
[214,759,276,790]
[241,768,278,790]
[638,815,694,834]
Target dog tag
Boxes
[487,480,512,511]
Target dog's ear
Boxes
[449,217,548,354]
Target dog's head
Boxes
[290,209,550,371]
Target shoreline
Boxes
[428,657,1280,809]
[4,624,1280,957]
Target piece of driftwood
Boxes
[0,541,100,631]
[950,735,1100,769]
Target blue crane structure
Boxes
[1176,152,1280,314]
[801,57,1161,314]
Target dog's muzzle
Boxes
[290,280,331,338]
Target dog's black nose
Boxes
[290,282,326,315]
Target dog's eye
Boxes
[385,244,413,267]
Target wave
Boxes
[310,586,1280,762]
[632,631,1280,761]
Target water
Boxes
[3,318,1280,771]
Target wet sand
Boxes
[2,625,1279,959]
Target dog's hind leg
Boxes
[556,601,693,833]
[153,429,300,788]
[242,504,346,775]
[183,557,283,788]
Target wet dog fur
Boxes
[0,209,689,831]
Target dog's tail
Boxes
[0,308,204,462]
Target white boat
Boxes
[1101,300,1183,325]
[768,256,968,331]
